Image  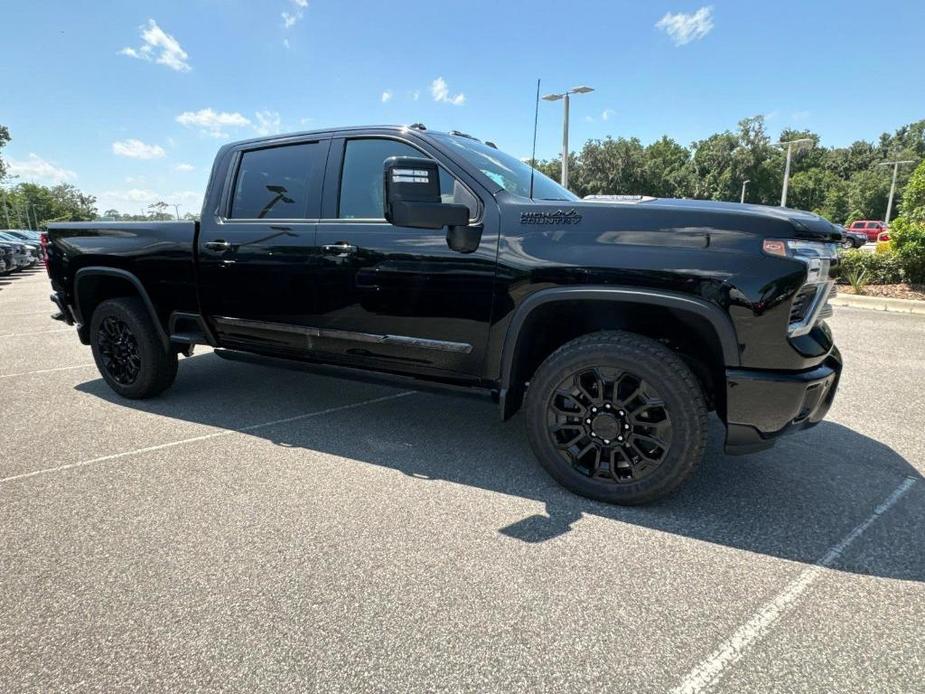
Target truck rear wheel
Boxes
[524,331,707,505]
[89,297,177,399]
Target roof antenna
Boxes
[529,78,540,201]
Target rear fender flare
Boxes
[74,267,170,350]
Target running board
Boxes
[213,348,498,403]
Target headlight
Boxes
[763,239,838,337]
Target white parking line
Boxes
[0,363,96,379]
[670,476,917,694]
[0,328,71,338]
[0,391,415,485]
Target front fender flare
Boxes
[497,286,741,419]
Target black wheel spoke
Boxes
[545,365,673,485]
[96,317,141,386]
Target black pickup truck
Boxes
[45,125,842,504]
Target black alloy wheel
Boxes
[96,316,142,385]
[89,297,178,399]
[524,331,707,505]
[546,367,672,484]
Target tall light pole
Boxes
[778,137,814,207]
[542,85,594,190]
[740,179,750,204]
[878,160,915,223]
[171,204,182,220]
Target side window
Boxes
[230,142,324,219]
[338,138,478,220]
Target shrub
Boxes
[890,216,925,283]
[834,249,903,284]
[844,267,869,294]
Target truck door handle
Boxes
[205,240,232,251]
[321,242,358,256]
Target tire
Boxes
[89,297,178,399]
[524,331,707,505]
[842,238,853,249]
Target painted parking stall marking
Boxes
[670,476,918,694]
[0,391,415,485]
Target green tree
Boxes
[890,160,925,283]
[0,124,10,182]
[643,136,693,198]
[845,168,891,222]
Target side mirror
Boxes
[383,155,469,228]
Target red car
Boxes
[846,220,888,242]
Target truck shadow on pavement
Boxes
[76,351,924,583]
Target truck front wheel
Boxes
[89,297,178,399]
[524,331,707,505]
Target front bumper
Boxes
[724,347,842,454]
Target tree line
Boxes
[2,117,924,228]
[536,115,925,224]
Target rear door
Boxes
[197,137,330,355]
[311,133,499,378]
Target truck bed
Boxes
[46,220,200,332]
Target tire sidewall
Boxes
[90,298,166,398]
[525,336,705,504]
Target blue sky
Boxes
[1,0,923,215]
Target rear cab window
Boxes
[229,141,326,219]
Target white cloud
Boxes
[119,19,190,71]
[112,138,166,159]
[176,108,252,137]
[601,108,616,121]
[381,90,393,103]
[175,163,195,172]
[282,1,307,29]
[254,110,283,136]
[7,153,76,183]
[411,90,420,101]
[283,38,290,49]
[430,77,465,106]
[655,6,714,46]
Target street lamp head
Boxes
[570,85,594,94]
[542,93,564,102]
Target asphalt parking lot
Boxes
[2,267,924,692]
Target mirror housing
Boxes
[383,156,469,230]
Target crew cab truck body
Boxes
[45,125,843,504]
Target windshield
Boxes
[433,134,578,202]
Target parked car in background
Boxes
[0,239,31,271]
[846,220,888,242]
[0,244,10,274]
[839,226,867,249]
[0,232,39,266]
[3,230,46,262]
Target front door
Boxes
[313,135,498,378]
[197,137,329,356]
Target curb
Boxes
[830,293,925,315]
